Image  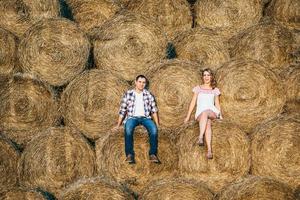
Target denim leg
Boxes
[141,118,158,155]
[124,118,139,157]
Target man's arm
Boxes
[112,93,127,131]
[152,112,159,127]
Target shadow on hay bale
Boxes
[0,188,51,200]
[229,20,296,75]
[0,0,60,37]
[95,127,178,192]
[149,59,202,130]
[0,135,20,193]
[18,127,96,196]
[61,69,129,140]
[216,59,286,133]
[91,11,167,82]
[0,28,18,75]
[194,0,263,40]
[126,0,192,41]
[65,0,120,33]
[265,0,300,31]
[0,73,59,147]
[215,176,296,200]
[177,120,250,192]
[139,178,214,200]
[173,28,230,71]
[18,17,90,86]
[59,176,134,200]
[251,114,300,190]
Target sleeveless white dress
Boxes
[193,86,221,119]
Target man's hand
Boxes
[112,125,121,132]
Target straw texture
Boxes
[0,188,46,200]
[0,28,17,75]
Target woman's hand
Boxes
[184,116,190,124]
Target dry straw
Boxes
[91,11,167,82]
[229,20,296,75]
[266,0,300,31]
[96,127,178,192]
[251,114,300,189]
[0,73,58,147]
[0,135,19,192]
[18,18,90,86]
[59,177,134,200]
[126,0,192,40]
[0,188,46,200]
[216,176,296,200]
[61,69,129,140]
[216,59,286,133]
[173,28,230,70]
[194,0,263,39]
[66,0,120,33]
[140,178,214,200]
[18,127,96,196]
[149,60,202,130]
[0,0,60,37]
[284,65,300,103]
[0,28,17,75]
[177,121,250,192]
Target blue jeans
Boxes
[124,117,158,157]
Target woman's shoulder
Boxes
[213,87,221,95]
[192,85,201,93]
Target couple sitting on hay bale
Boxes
[112,68,222,164]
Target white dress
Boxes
[193,86,221,119]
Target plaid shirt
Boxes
[119,89,158,119]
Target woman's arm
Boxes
[214,95,223,119]
[184,93,198,123]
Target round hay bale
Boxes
[91,12,167,82]
[149,60,202,130]
[0,188,46,200]
[216,59,286,133]
[0,28,17,75]
[177,121,250,192]
[266,0,300,31]
[61,69,129,140]
[18,127,96,196]
[229,21,296,74]
[18,18,90,86]
[0,73,59,147]
[251,114,300,189]
[59,177,134,200]
[216,176,295,200]
[194,0,263,39]
[95,128,178,192]
[173,28,230,70]
[140,178,214,200]
[126,0,192,40]
[0,135,19,192]
[284,65,300,103]
[66,0,120,33]
[0,0,60,37]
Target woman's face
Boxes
[202,71,212,84]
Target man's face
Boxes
[135,77,146,91]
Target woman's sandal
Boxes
[206,151,213,159]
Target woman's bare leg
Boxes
[198,112,208,144]
[205,119,213,158]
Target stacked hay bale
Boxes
[140,178,214,200]
[95,128,178,192]
[149,60,202,130]
[0,28,17,75]
[229,20,296,75]
[61,69,129,140]
[194,0,263,40]
[0,188,47,200]
[173,28,230,70]
[0,0,60,37]
[251,114,300,190]
[66,0,120,33]
[91,12,167,82]
[18,18,90,86]
[216,59,286,133]
[215,176,296,200]
[177,121,250,192]
[18,127,96,196]
[283,66,300,112]
[0,73,58,147]
[59,177,134,200]
[126,0,192,40]
[0,135,20,192]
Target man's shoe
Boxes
[125,154,135,164]
[149,154,161,164]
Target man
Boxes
[113,75,160,164]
